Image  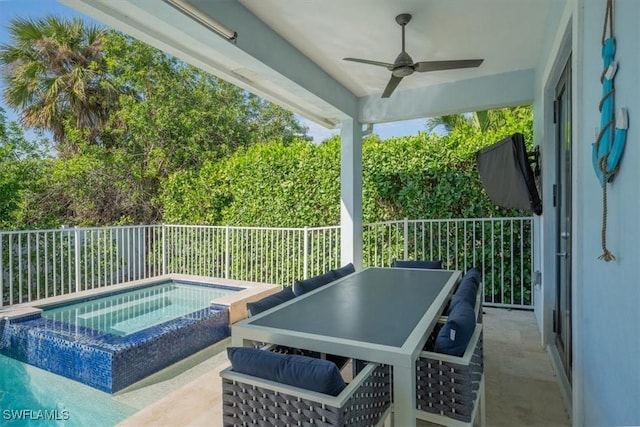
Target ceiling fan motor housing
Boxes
[392,51,415,76]
[392,66,414,77]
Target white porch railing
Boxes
[0,217,533,309]
[162,225,341,285]
[363,217,533,308]
[0,226,161,305]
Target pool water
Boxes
[41,281,235,336]
[1,279,235,393]
[0,353,136,426]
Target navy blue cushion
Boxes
[448,291,476,314]
[246,287,295,317]
[453,280,478,306]
[447,268,481,314]
[292,270,337,296]
[460,268,481,292]
[435,300,476,356]
[332,263,355,278]
[391,259,443,269]
[227,347,346,396]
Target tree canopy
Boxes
[0,14,533,230]
[0,107,52,228]
[0,16,120,146]
[0,16,310,227]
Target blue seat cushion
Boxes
[246,287,295,317]
[460,268,481,292]
[448,291,476,314]
[227,347,347,396]
[447,268,481,314]
[292,270,337,296]
[451,281,477,308]
[435,299,476,356]
[332,262,355,278]
[391,259,443,269]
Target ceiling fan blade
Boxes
[343,57,394,70]
[382,75,403,98]
[414,59,484,72]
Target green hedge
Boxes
[161,107,533,226]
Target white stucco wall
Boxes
[533,0,640,425]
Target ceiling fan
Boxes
[343,13,484,98]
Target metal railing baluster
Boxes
[0,218,532,309]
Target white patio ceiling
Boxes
[62,0,556,128]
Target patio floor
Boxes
[115,307,570,426]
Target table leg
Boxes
[393,364,416,427]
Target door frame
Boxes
[553,55,572,384]
[539,17,573,420]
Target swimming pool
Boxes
[0,353,136,426]
[0,278,242,393]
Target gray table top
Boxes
[247,267,456,348]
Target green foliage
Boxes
[161,106,533,227]
[161,163,230,226]
[161,138,341,227]
[0,21,311,227]
[100,31,308,163]
[0,108,53,228]
[363,106,532,222]
[0,16,120,144]
[425,107,530,135]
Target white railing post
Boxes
[225,225,230,279]
[8,234,13,303]
[303,227,309,279]
[161,224,167,275]
[74,227,81,293]
[403,217,409,260]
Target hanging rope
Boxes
[594,0,625,262]
[598,157,615,261]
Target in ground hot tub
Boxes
[0,276,278,393]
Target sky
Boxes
[0,0,427,143]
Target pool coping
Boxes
[0,274,281,325]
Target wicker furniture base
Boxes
[416,324,484,426]
[221,362,391,426]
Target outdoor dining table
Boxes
[231,266,461,427]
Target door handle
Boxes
[556,252,568,258]
[561,232,570,240]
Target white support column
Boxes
[340,118,363,269]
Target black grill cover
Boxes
[476,133,542,215]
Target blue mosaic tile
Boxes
[0,318,5,346]
[1,296,231,393]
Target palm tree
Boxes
[425,113,477,134]
[0,16,120,145]
[426,108,520,134]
